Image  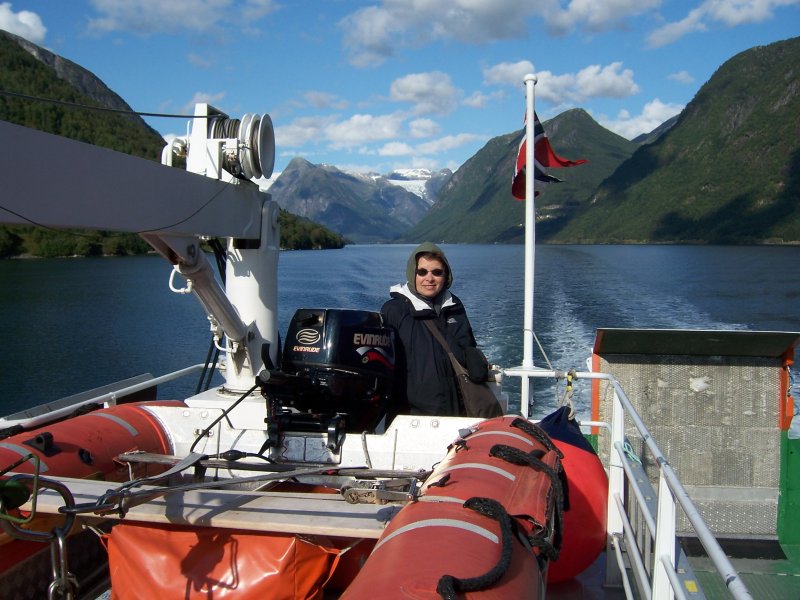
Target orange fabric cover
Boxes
[107,523,339,600]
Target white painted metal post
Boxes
[605,387,626,588]
[521,73,537,418]
[653,472,677,600]
[224,199,281,392]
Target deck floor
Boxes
[546,552,626,600]
[689,548,800,600]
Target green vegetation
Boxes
[0,31,345,257]
[0,226,151,258]
[279,209,347,249]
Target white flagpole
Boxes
[521,73,537,418]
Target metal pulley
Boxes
[238,112,275,180]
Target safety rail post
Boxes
[604,385,626,589]
[653,471,677,600]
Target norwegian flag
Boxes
[511,112,587,200]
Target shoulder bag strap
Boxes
[423,319,468,374]
[424,318,458,353]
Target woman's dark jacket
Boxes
[381,283,477,416]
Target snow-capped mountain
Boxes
[384,168,453,206]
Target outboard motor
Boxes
[261,309,396,435]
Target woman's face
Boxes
[415,256,447,299]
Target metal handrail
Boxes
[506,366,754,600]
[0,363,214,430]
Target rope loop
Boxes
[510,418,563,458]
[436,497,514,599]
[488,443,566,559]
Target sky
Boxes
[1,1,798,178]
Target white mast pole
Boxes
[521,73,537,418]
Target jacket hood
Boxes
[405,242,454,292]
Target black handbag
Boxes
[423,320,503,418]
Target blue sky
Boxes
[1,1,798,176]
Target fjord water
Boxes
[1,244,799,419]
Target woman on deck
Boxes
[381,242,486,417]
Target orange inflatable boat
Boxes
[342,415,566,599]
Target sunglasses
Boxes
[416,268,445,277]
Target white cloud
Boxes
[339,1,669,67]
[546,0,663,35]
[389,71,461,115]
[378,141,414,156]
[408,118,440,138]
[647,0,797,47]
[647,7,707,47]
[86,0,278,35]
[303,91,349,110]
[483,60,639,106]
[0,2,47,43]
[338,4,401,68]
[181,91,226,114]
[489,62,640,105]
[482,61,535,87]
[417,133,484,154]
[704,0,798,26]
[325,112,406,149]
[277,111,416,153]
[668,70,695,84]
[340,0,534,67]
[599,98,684,139]
[240,0,279,20]
[463,90,505,108]
[187,53,213,68]
[274,115,337,147]
[574,62,640,99]
[532,71,579,104]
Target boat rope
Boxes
[427,473,451,488]
[488,443,565,559]
[360,431,373,468]
[436,497,514,600]
[0,453,38,518]
[532,329,554,371]
[557,369,577,419]
[62,465,352,517]
[509,417,563,458]
[189,382,259,454]
[622,441,642,465]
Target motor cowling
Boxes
[263,309,396,432]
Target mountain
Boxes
[632,115,679,146]
[553,36,800,244]
[268,158,431,243]
[0,30,165,158]
[399,109,638,243]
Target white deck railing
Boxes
[505,367,754,600]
